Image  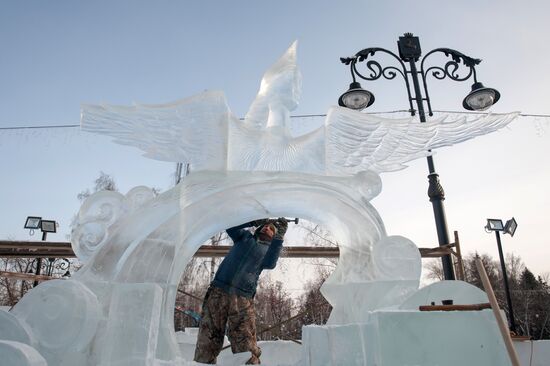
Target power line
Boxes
[0,110,409,131]
[0,110,549,131]
[0,124,79,131]
[433,110,550,118]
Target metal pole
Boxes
[33,231,47,287]
[407,56,455,280]
[495,230,517,333]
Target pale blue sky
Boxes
[1,1,550,278]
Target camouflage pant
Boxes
[194,286,261,364]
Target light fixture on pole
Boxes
[338,82,373,110]
[484,217,518,333]
[338,33,502,280]
[24,216,42,236]
[40,220,57,234]
[24,216,58,287]
[485,218,504,232]
[504,217,517,237]
[463,82,501,111]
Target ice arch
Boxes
[3,168,420,366]
[14,171,419,365]
[76,170,386,285]
[4,161,422,366]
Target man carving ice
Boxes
[194,218,288,365]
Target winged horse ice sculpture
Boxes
[0,42,517,366]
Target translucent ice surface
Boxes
[71,186,156,263]
[82,43,519,176]
[10,280,100,365]
[302,310,514,366]
[399,280,489,310]
[0,340,47,366]
[1,42,521,365]
[0,309,34,346]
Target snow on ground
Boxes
[176,327,550,366]
[177,328,301,366]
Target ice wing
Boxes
[81,90,230,171]
[325,106,519,175]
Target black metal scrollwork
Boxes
[53,258,70,271]
[420,48,481,115]
[422,49,479,81]
[353,60,403,82]
[438,48,481,68]
[30,257,71,277]
[340,44,482,117]
[341,48,414,112]
[353,48,407,82]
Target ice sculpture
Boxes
[81,42,517,176]
[0,341,47,366]
[0,42,519,365]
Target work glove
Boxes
[273,217,288,240]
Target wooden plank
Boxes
[419,303,492,311]
[0,241,73,250]
[418,243,456,258]
[453,231,466,281]
[0,241,341,259]
[511,335,531,342]
[475,258,521,366]
[191,245,341,258]
[0,250,76,258]
[0,240,458,259]
[0,270,54,282]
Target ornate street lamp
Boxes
[485,217,518,333]
[463,82,501,111]
[338,33,501,280]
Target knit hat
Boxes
[254,222,278,238]
[265,223,278,235]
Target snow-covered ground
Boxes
[176,327,550,366]
[2,307,550,365]
[177,328,301,366]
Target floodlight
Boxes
[504,217,518,237]
[485,218,504,232]
[40,220,57,233]
[24,216,42,230]
[484,216,518,332]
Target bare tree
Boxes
[255,279,294,340]
[423,259,444,281]
[174,232,231,331]
[77,171,118,202]
[423,251,550,339]
[0,258,35,307]
[297,265,333,327]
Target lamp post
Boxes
[485,217,518,333]
[338,33,501,280]
[24,216,58,287]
